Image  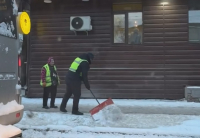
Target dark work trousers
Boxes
[60,80,81,111]
[43,85,57,107]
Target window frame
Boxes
[112,5,143,45]
[188,0,200,44]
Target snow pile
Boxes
[16,116,200,138]
[93,104,124,126]
[0,100,24,116]
[0,125,21,138]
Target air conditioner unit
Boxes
[70,16,92,31]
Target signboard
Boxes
[0,0,18,39]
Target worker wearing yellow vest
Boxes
[40,57,60,109]
[60,53,94,115]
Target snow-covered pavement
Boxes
[21,97,200,115]
[15,111,200,138]
[15,97,200,137]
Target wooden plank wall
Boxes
[143,0,187,99]
[28,0,200,99]
[29,0,115,98]
[144,0,200,99]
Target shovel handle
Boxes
[90,90,100,105]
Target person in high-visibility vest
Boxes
[60,53,94,115]
[40,57,60,109]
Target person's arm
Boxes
[81,62,90,90]
[41,67,46,87]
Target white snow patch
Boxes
[0,125,21,138]
[18,47,22,54]
[0,100,24,116]
[0,22,15,38]
[15,113,200,137]
[20,128,200,138]
[17,111,194,129]
[5,47,8,53]
[0,103,3,108]
[12,0,18,15]
[19,33,23,42]
[16,84,21,90]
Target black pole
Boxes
[90,90,100,105]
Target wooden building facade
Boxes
[26,0,200,99]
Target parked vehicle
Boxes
[0,1,31,137]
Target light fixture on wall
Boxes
[44,0,52,3]
[82,0,89,1]
[161,2,169,5]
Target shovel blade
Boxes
[89,98,114,116]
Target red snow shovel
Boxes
[89,90,114,118]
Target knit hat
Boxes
[47,57,54,64]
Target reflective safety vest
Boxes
[69,57,88,76]
[40,64,59,87]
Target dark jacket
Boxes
[66,53,92,90]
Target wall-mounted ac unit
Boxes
[70,16,92,32]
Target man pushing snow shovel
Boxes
[60,53,94,115]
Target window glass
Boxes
[189,0,200,43]
[114,14,125,43]
[128,12,142,44]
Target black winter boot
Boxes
[43,106,49,109]
[72,110,83,115]
[50,105,58,108]
[60,107,67,113]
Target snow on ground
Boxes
[21,97,200,115]
[22,97,200,108]
[20,129,199,138]
[15,111,200,138]
[15,98,200,137]
[16,111,195,128]
[92,104,123,124]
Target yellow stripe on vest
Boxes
[69,57,88,75]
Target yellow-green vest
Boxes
[40,64,60,87]
[69,57,88,76]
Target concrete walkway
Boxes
[21,97,200,115]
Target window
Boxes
[113,3,143,44]
[114,14,125,43]
[128,12,142,44]
[189,0,200,43]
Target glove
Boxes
[42,82,46,87]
